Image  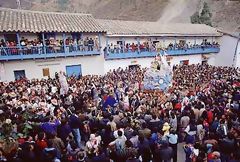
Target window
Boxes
[202,60,207,65]
[42,68,50,77]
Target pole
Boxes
[63,33,66,53]
[42,33,46,54]
[16,32,23,57]
[98,33,101,51]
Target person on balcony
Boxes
[54,40,61,53]
[78,39,84,51]
[69,39,74,52]
[88,38,94,51]
[65,38,70,53]
[130,43,136,52]
[110,43,114,53]
[84,37,89,51]
[126,43,129,52]
[73,39,78,52]
[94,36,99,51]
[139,44,144,52]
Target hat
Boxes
[9,92,16,98]
[5,119,12,124]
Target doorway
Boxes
[66,64,82,79]
[129,64,140,70]
[180,60,189,65]
[14,70,26,80]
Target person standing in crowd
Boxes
[69,113,82,149]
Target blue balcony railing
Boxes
[0,45,100,61]
[105,47,220,60]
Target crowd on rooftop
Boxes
[105,39,220,54]
[0,36,99,56]
[0,64,239,162]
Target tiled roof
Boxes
[0,8,105,33]
[98,19,222,37]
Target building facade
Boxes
[0,8,223,81]
[214,32,240,67]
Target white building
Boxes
[98,19,222,72]
[0,8,225,81]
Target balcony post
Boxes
[16,32,22,56]
[16,33,21,47]
[137,37,140,53]
[63,33,66,53]
[42,33,46,54]
[98,33,101,51]
[185,37,187,48]
[106,36,109,55]
[163,37,165,51]
[121,37,125,53]
[194,37,196,45]
[174,37,177,50]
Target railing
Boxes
[105,46,220,60]
[0,45,100,61]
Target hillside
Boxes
[0,0,239,32]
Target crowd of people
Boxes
[0,36,99,56]
[0,64,239,162]
[104,39,220,54]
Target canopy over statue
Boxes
[143,52,172,91]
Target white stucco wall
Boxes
[234,39,240,68]
[1,55,105,81]
[104,54,205,73]
[214,35,238,67]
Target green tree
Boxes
[190,2,212,26]
[191,11,200,24]
[200,2,212,26]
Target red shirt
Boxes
[207,111,213,124]
[174,103,182,110]
[36,140,47,150]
